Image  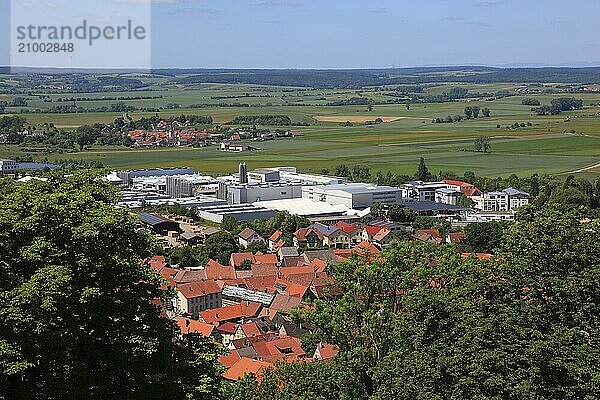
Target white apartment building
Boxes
[0,159,18,175]
[476,188,530,212]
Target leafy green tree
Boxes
[246,240,268,254]
[167,246,200,268]
[416,157,430,181]
[464,106,473,119]
[0,173,221,399]
[481,107,491,117]
[221,215,238,232]
[199,231,239,265]
[472,106,481,118]
[462,221,508,253]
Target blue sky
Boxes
[2,0,599,69]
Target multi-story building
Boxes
[0,159,18,175]
[175,280,222,318]
[476,188,530,211]
[302,183,402,209]
[116,167,195,185]
[400,181,449,202]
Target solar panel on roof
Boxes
[139,213,168,226]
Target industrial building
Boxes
[302,183,402,209]
[195,203,277,223]
[116,167,195,185]
[165,174,219,197]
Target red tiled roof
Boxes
[447,232,465,244]
[243,276,277,292]
[177,280,221,299]
[200,301,262,325]
[373,228,392,242]
[253,336,306,363]
[355,241,381,254]
[274,279,308,298]
[177,318,215,337]
[444,179,473,187]
[364,225,385,236]
[268,230,283,242]
[230,252,255,267]
[308,258,328,273]
[235,270,254,279]
[251,263,278,277]
[254,253,278,264]
[461,187,482,196]
[219,350,242,369]
[223,357,272,381]
[205,260,236,280]
[217,322,239,334]
[334,221,360,234]
[269,294,302,313]
[240,322,262,338]
[314,342,339,361]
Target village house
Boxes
[175,280,223,318]
[237,227,265,249]
[293,227,323,248]
[372,228,394,249]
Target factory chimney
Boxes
[238,162,248,184]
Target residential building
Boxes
[435,188,463,205]
[476,188,530,211]
[175,280,222,318]
[238,227,265,249]
[293,227,323,248]
[0,159,18,175]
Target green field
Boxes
[2,75,600,178]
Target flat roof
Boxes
[254,198,354,217]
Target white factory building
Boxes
[302,183,402,210]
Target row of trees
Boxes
[464,105,491,119]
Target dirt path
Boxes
[557,161,600,175]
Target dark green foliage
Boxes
[474,136,491,153]
[198,231,239,265]
[522,97,541,106]
[416,157,431,181]
[230,115,292,125]
[167,246,200,268]
[246,241,268,254]
[0,173,221,399]
[462,221,508,253]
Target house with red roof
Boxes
[204,259,236,280]
[413,229,443,244]
[362,225,386,242]
[175,280,222,318]
[199,301,262,326]
[334,221,363,244]
[268,230,284,251]
[252,336,306,363]
[293,227,323,249]
[313,342,339,361]
[177,318,216,338]
[222,357,272,382]
[230,252,256,268]
[446,232,465,244]
[372,228,394,249]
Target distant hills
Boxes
[2,66,600,88]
